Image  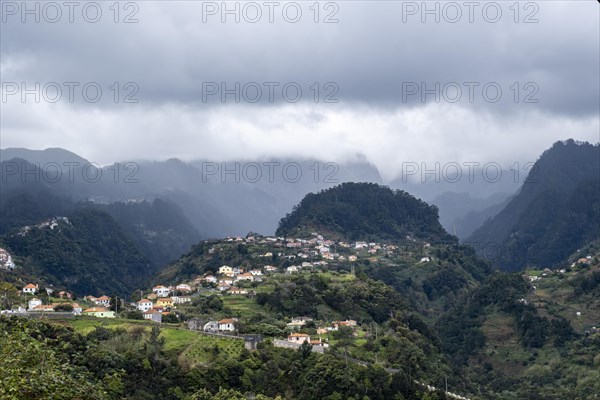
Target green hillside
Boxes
[436,244,600,399]
[276,182,454,243]
[468,140,600,270]
[1,207,150,296]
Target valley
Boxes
[0,141,599,399]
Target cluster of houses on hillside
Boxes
[571,256,593,268]
[17,217,70,237]
[524,258,595,286]
[282,318,364,350]
[2,232,434,322]
[216,233,430,265]
[4,284,117,317]
[134,284,194,323]
[188,314,359,350]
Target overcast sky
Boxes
[1,0,598,180]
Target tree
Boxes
[54,303,73,312]
[124,309,144,320]
[146,326,165,362]
[109,295,121,312]
[0,324,109,399]
[0,283,19,310]
[299,341,313,359]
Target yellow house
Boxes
[83,307,115,318]
[156,298,174,308]
[219,265,234,276]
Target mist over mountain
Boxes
[1,149,385,237]
[450,195,513,239]
[431,191,514,239]
[0,147,89,166]
[1,147,530,240]
[467,139,600,270]
[1,160,202,278]
[388,166,522,202]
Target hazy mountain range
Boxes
[1,147,521,239]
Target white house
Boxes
[22,283,38,294]
[137,299,153,312]
[28,298,42,310]
[204,275,217,284]
[204,321,219,333]
[71,303,83,315]
[144,310,162,323]
[152,285,171,297]
[95,295,111,306]
[249,269,263,276]
[218,318,237,332]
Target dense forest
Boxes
[277,182,454,243]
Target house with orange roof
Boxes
[137,299,153,312]
[218,318,237,332]
[288,333,310,344]
[333,320,357,330]
[152,285,171,297]
[310,339,329,348]
[94,295,111,307]
[152,305,164,312]
[22,283,38,294]
[235,272,254,282]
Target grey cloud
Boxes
[0,0,598,175]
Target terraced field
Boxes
[182,333,244,364]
